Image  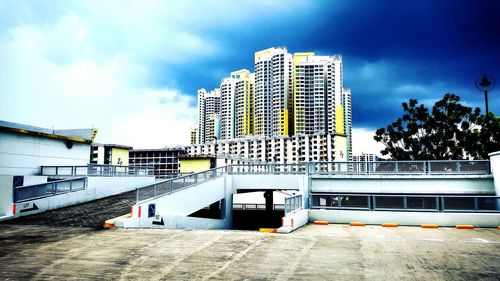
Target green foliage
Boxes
[374,93,500,160]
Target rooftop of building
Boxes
[92,143,133,150]
[0,120,98,143]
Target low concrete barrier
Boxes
[5,176,154,220]
[278,209,308,233]
[309,209,500,227]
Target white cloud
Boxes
[0,1,313,149]
[351,127,385,157]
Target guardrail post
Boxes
[136,188,139,203]
[440,196,445,212]
[395,162,399,174]
[427,161,431,175]
[373,196,377,210]
[55,166,59,176]
[403,196,407,210]
[474,197,478,212]
[456,162,461,173]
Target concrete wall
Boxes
[309,209,500,227]
[0,131,91,176]
[490,151,500,196]
[279,209,308,233]
[119,176,231,229]
[111,147,129,166]
[134,177,226,217]
[0,175,47,217]
[311,175,495,194]
[0,176,13,217]
[8,176,155,219]
[179,158,211,174]
[231,174,302,191]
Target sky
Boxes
[1,0,499,154]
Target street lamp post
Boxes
[475,73,496,115]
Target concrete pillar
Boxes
[222,174,233,228]
[264,190,273,213]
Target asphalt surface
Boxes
[1,223,500,280]
[1,190,136,228]
[1,192,500,280]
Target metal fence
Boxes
[310,193,500,213]
[310,160,490,175]
[228,163,307,174]
[232,203,284,210]
[136,166,227,203]
[14,177,87,203]
[41,164,154,177]
[284,194,303,215]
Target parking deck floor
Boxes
[1,223,499,280]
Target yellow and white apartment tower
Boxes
[254,47,293,137]
[220,69,255,140]
[293,53,343,135]
[197,88,221,144]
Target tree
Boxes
[374,93,500,160]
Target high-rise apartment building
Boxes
[233,70,255,138]
[254,47,293,137]
[194,47,351,163]
[342,88,352,160]
[197,88,221,144]
[293,53,343,136]
[220,77,234,140]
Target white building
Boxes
[342,88,352,160]
[293,53,343,136]
[186,133,347,165]
[254,47,293,137]
[197,88,221,144]
[0,120,97,176]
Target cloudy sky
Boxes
[1,0,499,154]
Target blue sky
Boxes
[1,0,499,152]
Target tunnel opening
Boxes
[231,190,296,231]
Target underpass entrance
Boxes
[231,190,296,230]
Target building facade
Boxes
[90,144,132,165]
[293,53,343,136]
[193,46,351,163]
[342,88,352,161]
[186,133,347,165]
[254,47,293,137]
[0,120,97,176]
[129,148,186,178]
[197,88,221,144]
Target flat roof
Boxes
[130,147,186,152]
[0,120,98,143]
[93,143,133,150]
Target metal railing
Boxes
[133,160,491,204]
[310,160,490,175]
[232,203,284,210]
[284,194,303,215]
[310,193,500,213]
[228,163,307,174]
[14,177,87,203]
[136,166,227,203]
[41,164,154,177]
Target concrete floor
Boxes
[1,224,499,280]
